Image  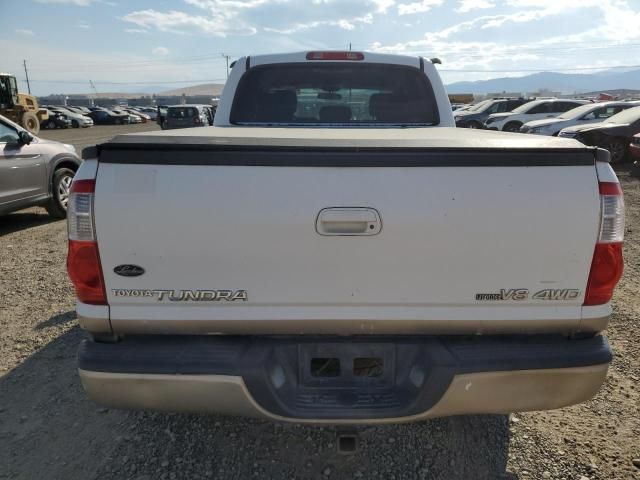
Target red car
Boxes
[630,133,640,159]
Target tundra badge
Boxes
[111,289,248,302]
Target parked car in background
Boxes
[485,99,589,132]
[47,106,93,128]
[559,105,640,163]
[630,133,640,160]
[157,105,168,129]
[135,107,158,120]
[111,108,142,124]
[66,106,91,115]
[123,108,151,122]
[164,104,214,129]
[137,107,158,120]
[0,113,81,218]
[455,98,529,129]
[40,109,71,129]
[521,101,639,136]
[86,109,130,125]
[454,104,470,112]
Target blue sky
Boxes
[2,0,640,95]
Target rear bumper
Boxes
[78,335,611,423]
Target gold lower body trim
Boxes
[79,363,608,424]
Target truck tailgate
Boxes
[92,128,601,334]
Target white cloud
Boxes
[184,0,270,9]
[456,0,495,13]
[123,0,389,37]
[371,0,396,13]
[369,0,640,86]
[15,29,35,36]
[123,9,257,36]
[35,0,96,4]
[152,47,170,56]
[125,28,149,34]
[264,13,373,34]
[122,0,274,37]
[397,0,442,15]
[77,20,91,29]
[34,0,116,5]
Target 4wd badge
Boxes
[475,288,581,301]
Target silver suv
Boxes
[0,114,81,218]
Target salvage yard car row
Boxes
[455,97,640,163]
[36,105,157,129]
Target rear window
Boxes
[168,107,198,118]
[230,63,439,126]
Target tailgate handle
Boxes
[316,208,381,236]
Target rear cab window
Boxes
[230,63,439,126]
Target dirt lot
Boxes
[1,125,639,479]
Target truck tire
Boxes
[45,168,75,219]
[22,111,40,135]
[503,121,522,133]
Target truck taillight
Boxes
[67,179,107,305]
[584,181,624,306]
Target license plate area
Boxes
[299,343,395,388]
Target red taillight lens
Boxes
[66,178,107,305]
[306,51,364,61]
[67,240,107,305]
[599,182,623,196]
[584,243,623,305]
[584,180,624,305]
[70,179,95,194]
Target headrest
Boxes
[256,89,297,121]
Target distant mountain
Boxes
[445,68,640,95]
[39,83,226,100]
[157,83,225,97]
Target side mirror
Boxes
[18,130,33,145]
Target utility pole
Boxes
[89,80,99,107]
[23,60,31,94]
[221,53,230,80]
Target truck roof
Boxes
[247,51,428,69]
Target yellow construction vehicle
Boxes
[0,73,48,134]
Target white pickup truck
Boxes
[69,52,624,424]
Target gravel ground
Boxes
[1,126,639,479]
